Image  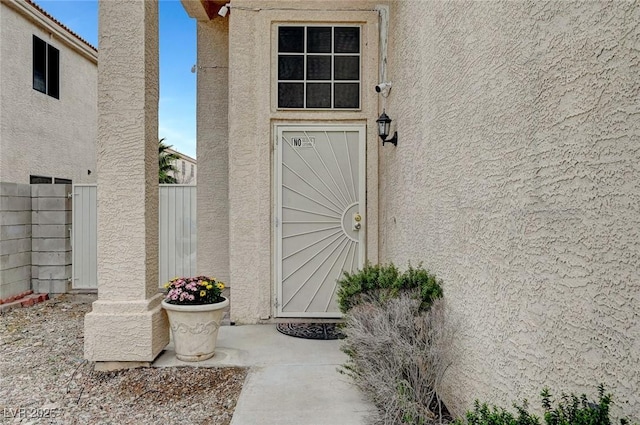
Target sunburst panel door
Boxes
[276,126,365,317]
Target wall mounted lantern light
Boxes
[376,110,398,146]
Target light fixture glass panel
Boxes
[377,120,387,137]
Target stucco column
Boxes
[195,18,230,285]
[84,0,169,365]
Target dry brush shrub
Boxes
[340,292,456,425]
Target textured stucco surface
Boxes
[219,0,380,323]
[195,18,230,284]
[84,297,168,362]
[84,0,168,362]
[381,0,639,418]
[0,1,97,184]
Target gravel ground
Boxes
[0,294,248,424]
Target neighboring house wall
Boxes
[0,0,97,185]
[382,0,639,418]
[0,0,96,301]
[166,148,197,184]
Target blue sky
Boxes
[36,0,198,159]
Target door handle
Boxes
[352,213,362,231]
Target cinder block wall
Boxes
[0,183,72,300]
[31,184,72,294]
[0,183,32,299]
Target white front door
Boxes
[275,125,366,318]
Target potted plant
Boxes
[161,276,229,362]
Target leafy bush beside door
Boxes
[336,262,443,313]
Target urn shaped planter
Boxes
[162,297,229,362]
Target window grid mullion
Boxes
[303,28,307,108]
[330,27,334,108]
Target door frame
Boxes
[274,124,367,318]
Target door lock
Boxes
[352,213,362,231]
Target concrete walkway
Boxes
[153,325,374,425]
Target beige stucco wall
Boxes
[195,17,230,284]
[0,0,97,185]
[382,0,639,418]
[193,0,381,323]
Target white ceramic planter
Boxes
[161,297,229,362]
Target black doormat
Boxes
[276,323,344,340]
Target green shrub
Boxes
[337,262,443,313]
[398,263,444,310]
[541,385,612,425]
[457,400,540,425]
[455,385,637,425]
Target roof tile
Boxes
[26,0,97,52]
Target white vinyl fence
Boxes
[72,185,98,289]
[71,184,196,289]
[158,185,197,284]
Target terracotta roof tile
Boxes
[25,0,97,52]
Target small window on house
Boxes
[277,26,360,109]
[54,178,72,184]
[181,161,186,176]
[190,164,194,178]
[30,175,52,184]
[33,35,60,99]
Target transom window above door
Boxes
[277,26,360,109]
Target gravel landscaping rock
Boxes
[0,294,248,424]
